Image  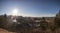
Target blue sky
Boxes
[0,0,60,17]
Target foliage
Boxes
[40,17,48,30]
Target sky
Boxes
[0,0,60,17]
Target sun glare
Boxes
[12,8,18,16]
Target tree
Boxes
[2,14,8,28]
[40,17,48,30]
[0,14,8,28]
[54,10,60,28]
[0,16,4,27]
[50,10,60,31]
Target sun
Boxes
[12,8,18,16]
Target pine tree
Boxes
[50,10,60,31]
[40,17,48,30]
[3,14,8,28]
[55,10,60,28]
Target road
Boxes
[0,28,16,33]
